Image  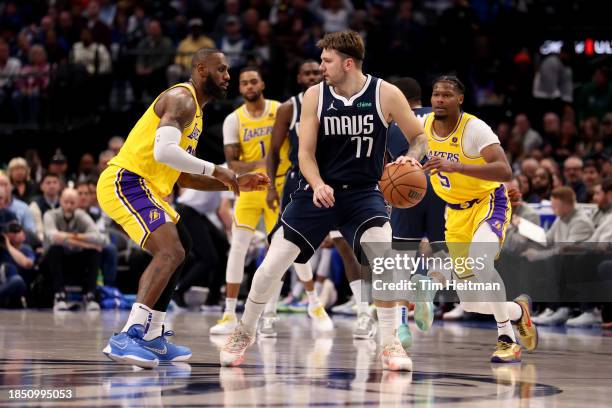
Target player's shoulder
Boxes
[158,85,197,115]
[303,82,321,99]
[464,114,493,133]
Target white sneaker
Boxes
[308,303,334,332]
[258,313,278,337]
[536,307,570,326]
[318,280,338,309]
[184,286,209,308]
[53,300,68,312]
[442,304,464,321]
[353,313,376,339]
[331,297,356,315]
[566,309,603,327]
[380,340,413,371]
[532,307,554,324]
[210,313,238,334]
[86,300,100,312]
[220,325,254,367]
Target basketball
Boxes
[379,161,427,208]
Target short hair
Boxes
[316,30,365,62]
[392,77,422,104]
[191,47,222,68]
[75,180,91,189]
[8,157,29,172]
[239,65,263,78]
[433,74,465,94]
[41,172,60,183]
[583,159,601,173]
[551,186,576,205]
[299,59,319,70]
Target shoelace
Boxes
[225,331,251,352]
[497,340,513,351]
[517,324,527,337]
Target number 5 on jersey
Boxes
[438,171,451,188]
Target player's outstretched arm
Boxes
[178,172,270,192]
[380,81,428,163]
[266,100,292,210]
[298,85,335,208]
[154,87,239,193]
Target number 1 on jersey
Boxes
[259,140,266,158]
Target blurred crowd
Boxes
[0,1,611,329]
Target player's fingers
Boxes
[230,178,240,196]
[313,195,322,208]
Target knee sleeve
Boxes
[360,222,392,244]
[226,227,254,283]
[315,248,332,278]
[249,229,300,303]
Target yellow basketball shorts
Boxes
[444,184,511,279]
[97,165,179,248]
[233,175,285,233]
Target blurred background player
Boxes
[267,59,372,339]
[386,77,443,350]
[212,66,332,336]
[422,75,537,363]
[97,48,267,368]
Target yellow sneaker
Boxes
[513,294,538,352]
[210,312,238,335]
[491,336,522,363]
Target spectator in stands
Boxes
[563,156,588,203]
[526,187,594,326]
[578,117,602,158]
[85,0,112,47]
[578,67,612,121]
[97,0,117,28]
[30,173,61,241]
[520,157,539,178]
[107,136,124,155]
[74,153,97,184]
[0,208,28,308]
[25,149,43,185]
[242,8,260,41]
[43,28,69,65]
[532,45,573,116]
[503,178,541,254]
[528,166,553,203]
[12,44,50,124]
[214,0,242,38]
[0,38,21,113]
[47,151,69,187]
[70,27,112,75]
[1,215,35,296]
[217,16,249,69]
[76,181,117,287]
[14,31,31,65]
[550,120,578,164]
[513,113,542,155]
[582,159,602,193]
[43,188,103,312]
[313,0,354,33]
[57,10,81,47]
[133,19,174,103]
[7,157,38,203]
[168,18,215,84]
[0,173,37,236]
[97,150,114,173]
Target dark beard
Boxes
[244,92,261,102]
[433,113,448,120]
[204,78,226,100]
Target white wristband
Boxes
[203,161,215,176]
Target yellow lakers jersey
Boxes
[235,99,290,176]
[426,112,500,204]
[109,83,203,197]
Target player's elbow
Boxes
[500,164,512,182]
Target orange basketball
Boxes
[379,161,427,208]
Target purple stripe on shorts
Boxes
[119,170,167,236]
[485,184,510,239]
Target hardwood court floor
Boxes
[1,310,611,407]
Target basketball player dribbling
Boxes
[267,59,375,339]
[421,75,538,362]
[220,30,429,371]
[96,48,269,368]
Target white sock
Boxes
[508,301,523,321]
[122,302,153,333]
[377,306,397,346]
[497,319,516,342]
[264,280,283,315]
[225,298,237,315]
[314,281,323,294]
[306,289,319,307]
[143,310,166,341]
[350,279,370,315]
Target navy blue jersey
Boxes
[316,75,388,185]
[287,92,303,167]
[386,106,433,160]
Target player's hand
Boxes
[213,165,240,196]
[313,184,335,208]
[237,172,270,192]
[389,155,422,168]
[266,187,279,210]
[507,186,522,207]
[521,248,539,261]
[422,157,461,174]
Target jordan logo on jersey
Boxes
[323,114,374,136]
[327,101,338,111]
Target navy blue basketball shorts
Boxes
[280,167,300,211]
[272,179,389,263]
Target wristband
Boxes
[202,161,215,177]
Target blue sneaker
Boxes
[398,323,412,350]
[103,325,159,369]
[411,275,435,331]
[136,328,192,362]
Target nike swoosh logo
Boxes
[110,339,128,349]
[143,345,167,355]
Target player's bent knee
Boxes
[360,222,392,244]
